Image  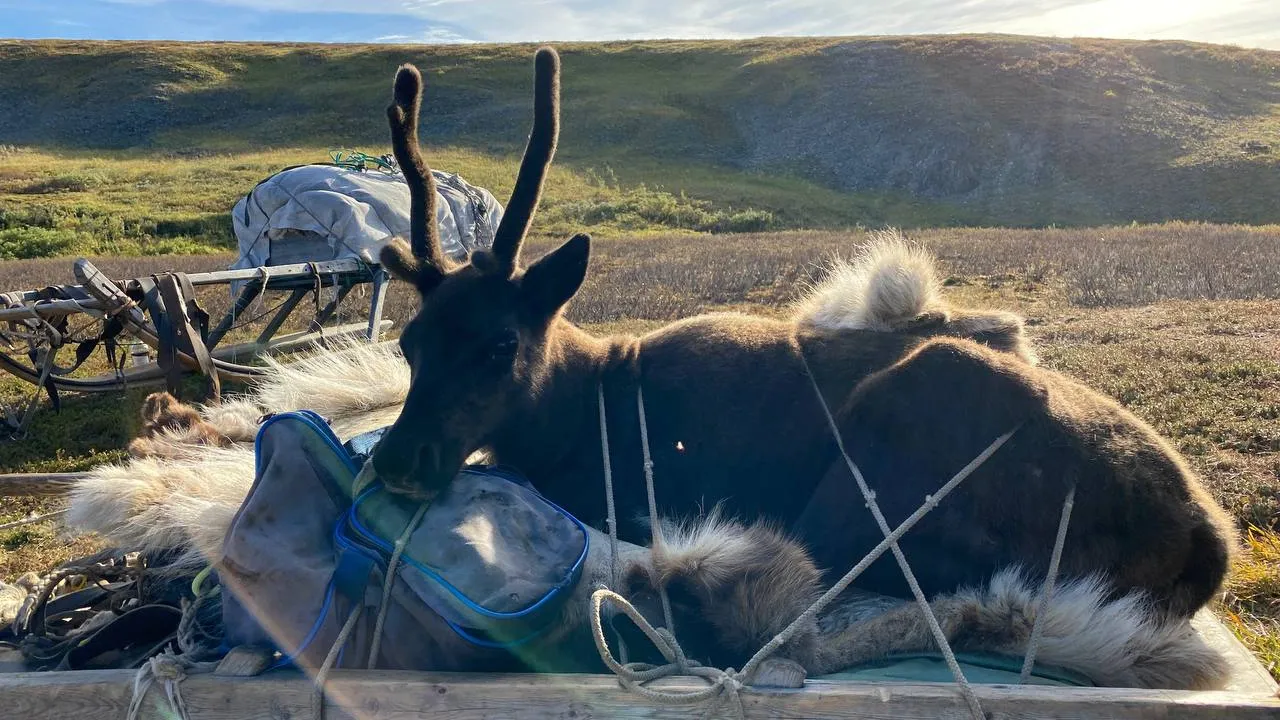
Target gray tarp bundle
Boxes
[229,164,504,287]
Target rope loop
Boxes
[590,588,747,719]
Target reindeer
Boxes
[87,387,1232,690]
[368,47,1237,622]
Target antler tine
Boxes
[387,63,446,270]
[490,46,561,274]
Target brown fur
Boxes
[631,513,1228,689]
[127,391,232,458]
[369,46,1235,623]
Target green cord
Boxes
[191,564,220,598]
[328,149,398,174]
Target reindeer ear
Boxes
[380,237,443,295]
[521,233,590,318]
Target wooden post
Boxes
[205,278,265,349]
[309,284,354,332]
[365,267,391,343]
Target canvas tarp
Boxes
[229,164,503,280]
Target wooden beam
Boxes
[213,320,394,364]
[3,668,1278,720]
[6,258,372,306]
[0,472,87,497]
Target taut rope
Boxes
[794,349,986,719]
[313,496,431,719]
[589,349,1027,719]
[1019,483,1076,683]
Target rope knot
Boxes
[149,652,187,682]
[723,668,745,693]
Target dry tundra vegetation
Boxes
[0,222,1277,679]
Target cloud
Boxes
[3,0,1277,49]
[374,27,477,44]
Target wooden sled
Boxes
[0,257,392,435]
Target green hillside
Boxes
[1,35,1278,257]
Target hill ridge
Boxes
[1,35,1278,229]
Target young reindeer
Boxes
[371,47,1236,622]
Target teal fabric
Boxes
[219,412,592,672]
[815,651,1095,687]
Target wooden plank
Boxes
[0,472,87,497]
[365,267,391,342]
[7,258,371,305]
[0,297,105,321]
[205,278,265,349]
[1193,610,1279,695]
[215,320,393,363]
[3,668,1277,720]
[0,320,390,398]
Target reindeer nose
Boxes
[371,430,418,483]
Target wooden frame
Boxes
[2,260,1275,718]
[0,257,393,434]
[3,666,1276,720]
[0,605,1274,718]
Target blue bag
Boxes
[216,411,593,673]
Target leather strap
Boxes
[137,273,221,401]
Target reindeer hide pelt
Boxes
[644,511,1229,691]
[64,337,412,570]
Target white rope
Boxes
[597,382,629,664]
[0,508,67,532]
[312,603,364,720]
[1019,484,1076,683]
[254,266,272,314]
[367,500,432,668]
[591,373,1021,719]
[796,348,986,720]
[126,652,194,720]
[124,585,221,720]
[636,385,679,643]
[591,588,746,720]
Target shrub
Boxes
[0,227,81,260]
[16,173,107,194]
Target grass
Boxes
[0,144,972,257]
[2,35,1279,240]
[0,223,1278,680]
[1225,527,1280,680]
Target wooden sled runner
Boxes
[0,256,392,435]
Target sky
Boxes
[2,0,1277,50]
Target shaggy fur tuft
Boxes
[253,337,409,425]
[127,391,233,459]
[65,337,412,570]
[641,510,1228,690]
[196,399,264,443]
[943,567,1230,690]
[645,508,825,665]
[65,445,257,571]
[789,231,1037,363]
[793,229,944,332]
